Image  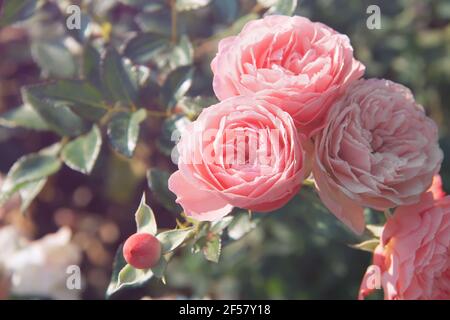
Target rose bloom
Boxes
[211,15,365,136]
[313,79,443,234]
[168,96,306,221]
[359,189,450,300]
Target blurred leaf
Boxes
[106,244,127,298]
[162,66,194,109]
[147,169,182,214]
[22,87,89,137]
[82,44,102,88]
[156,114,187,156]
[123,32,171,65]
[135,9,172,37]
[167,35,193,70]
[19,178,47,212]
[212,0,239,24]
[210,216,233,234]
[176,0,210,11]
[27,80,108,121]
[350,239,380,253]
[0,104,49,131]
[0,153,61,205]
[228,211,259,240]
[101,47,139,107]
[107,109,146,157]
[263,0,298,16]
[177,96,216,118]
[0,0,38,27]
[203,234,221,263]
[135,193,157,235]
[151,255,168,279]
[30,40,77,78]
[157,227,194,254]
[366,225,383,239]
[61,125,102,175]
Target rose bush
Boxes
[312,79,443,234]
[211,15,365,136]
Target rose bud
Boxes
[123,233,161,269]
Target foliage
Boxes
[0,0,449,300]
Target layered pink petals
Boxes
[359,191,450,300]
[168,96,306,221]
[313,79,443,233]
[211,15,365,137]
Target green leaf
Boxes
[22,87,89,137]
[107,109,146,158]
[123,33,171,65]
[177,96,217,119]
[176,0,211,11]
[156,227,194,254]
[212,0,239,24]
[82,44,102,88]
[210,216,234,233]
[101,47,139,107]
[106,244,127,298]
[147,169,182,214]
[0,0,38,27]
[0,104,49,131]
[366,225,383,239]
[0,153,61,205]
[117,264,153,289]
[61,125,102,174]
[263,0,298,16]
[156,114,187,157]
[27,80,107,121]
[134,193,157,235]
[168,35,193,70]
[350,239,380,253]
[151,255,168,279]
[227,211,259,240]
[202,234,221,263]
[30,40,77,78]
[161,66,194,109]
[19,178,47,212]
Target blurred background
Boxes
[0,0,449,299]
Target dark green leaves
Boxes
[107,109,147,157]
[162,66,194,110]
[147,169,182,214]
[0,0,38,27]
[61,125,102,174]
[0,148,62,206]
[30,41,77,78]
[101,48,139,107]
[213,0,239,24]
[123,33,170,65]
[0,104,49,131]
[21,87,89,137]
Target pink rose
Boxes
[359,191,450,300]
[429,174,446,200]
[313,79,443,234]
[168,96,306,221]
[211,15,365,137]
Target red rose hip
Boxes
[123,233,161,269]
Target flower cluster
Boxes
[168,15,445,299]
